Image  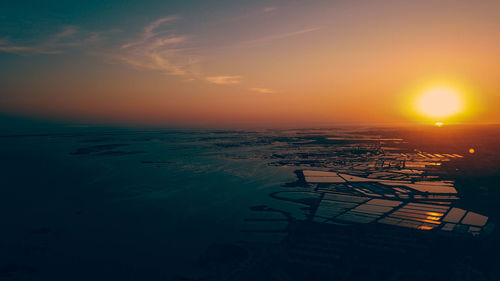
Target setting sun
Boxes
[2,1,500,278]
[416,86,464,119]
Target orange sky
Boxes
[1,0,499,127]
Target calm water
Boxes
[0,130,299,279]
[1,127,499,280]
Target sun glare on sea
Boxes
[416,86,463,120]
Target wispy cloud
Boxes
[0,26,100,55]
[144,16,179,38]
[0,45,61,55]
[236,26,321,48]
[113,16,201,76]
[262,7,277,13]
[250,87,274,94]
[114,16,243,83]
[1,13,299,91]
[54,26,78,39]
[206,75,241,85]
[121,15,180,49]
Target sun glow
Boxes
[416,86,463,119]
[400,79,481,125]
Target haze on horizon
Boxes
[1,0,500,127]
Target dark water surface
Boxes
[1,126,500,280]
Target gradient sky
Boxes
[1,0,499,127]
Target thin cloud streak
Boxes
[54,26,78,39]
[0,26,100,55]
[0,45,61,55]
[235,26,321,48]
[250,87,274,94]
[206,76,241,85]
[262,7,277,13]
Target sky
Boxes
[1,0,499,127]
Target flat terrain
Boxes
[1,125,500,280]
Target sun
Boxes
[415,86,464,119]
[400,78,480,124]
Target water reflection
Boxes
[244,169,490,237]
